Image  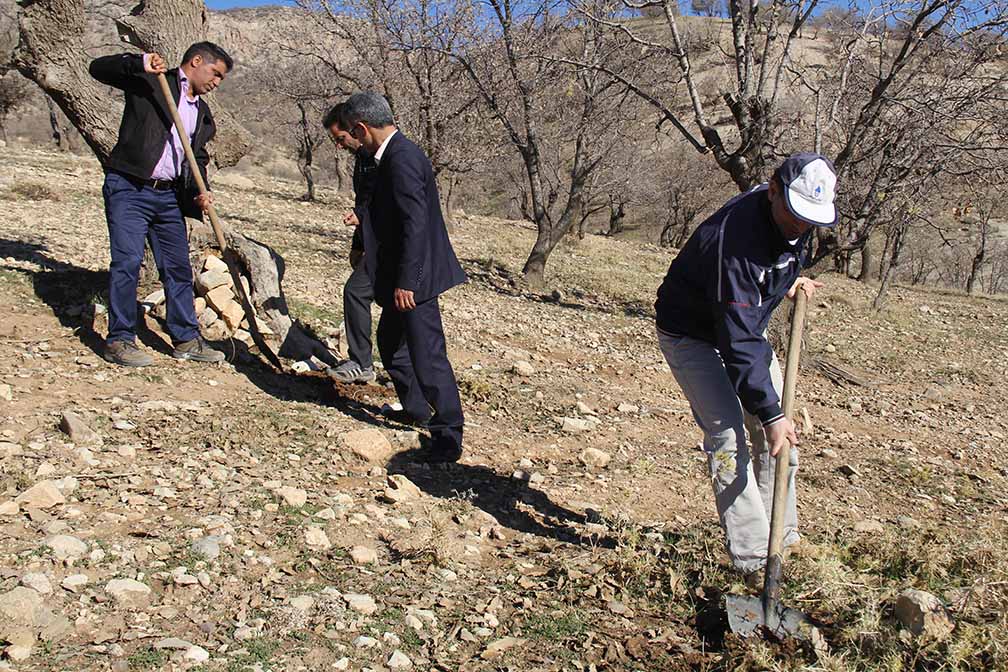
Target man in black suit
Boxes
[322,102,378,384]
[340,91,467,461]
[89,43,231,367]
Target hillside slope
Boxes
[0,147,1006,670]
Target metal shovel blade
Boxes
[726,594,816,640]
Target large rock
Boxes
[343,429,393,464]
[578,447,611,469]
[205,284,236,313]
[219,299,245,331]
[895,589,954,640]
[276,486,307,508]
[344,593,377,615]
[0,586,71,645]
[561,417,594,433]
[58,411,102,446]
[104,578,153,608]
[304,526,331,550]
[196,269,233,295]
[45,535,87,561]
[203,254,229,273]
[383,475,422,504]
[15,481,65,509]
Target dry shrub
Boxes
[7,180,59,201]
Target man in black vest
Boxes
[89,43,231,367]
[322,102,377,384]
[340,91,467,462]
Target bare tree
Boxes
[431,0,638,284]
[291,0,488,224]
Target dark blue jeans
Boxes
[102,171,199,345]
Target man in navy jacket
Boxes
[655,153,837,582]
[89,43,231,367]
[340,92,467,461]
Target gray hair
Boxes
[343,91,394,129]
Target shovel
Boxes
[726,290,819,641]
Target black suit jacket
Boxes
[89,53,216,219]
[350,148,376,253]
[363,132,466,307]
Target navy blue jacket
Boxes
[363,132,466,307]
[655,185,812,426]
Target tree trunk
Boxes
[857,237,874,282]
[873,227,904,312]
[296,101,315,202]
[438,173,457,234]
[15,0,330,364]
[966,222,987,295]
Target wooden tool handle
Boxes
[763,289,807,629]
[155,73,228,253]
[154,73,283,369]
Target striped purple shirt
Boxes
[149,62,199,181]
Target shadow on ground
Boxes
[460,256,654,319]
[386,448,616,549]
[0,237,390,428]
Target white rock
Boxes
[578,447,611,469]
[20,573,52,595]
[388,650,413,668]
[191,536,222,561]
[290,595,315,612]
[104,578,152,608]
[344,593,377,615]
[560,417,593,433]
[45,535,88,561]
[383,474,422,504]
[511,361,535,377]
[304,526,331,550]
[276,486,308,508]
[354,635,379,648]
[344,428,394,463]
[203,255,229,273]
[0,383,12,401]
[0,500,20,516]
[142,289,165,306]
[616,402,639,413]
[58,410,102,446]
[350,546,378,564]
[185,645,210,662]
[61,574,89,593]
[16,480,66,509]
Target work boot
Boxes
[172,336,225,363]
[104,340,155,368]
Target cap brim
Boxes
[786,185,836,227]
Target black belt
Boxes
[112,171,178,191]
[143,177,179,191]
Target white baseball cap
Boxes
[777,152,837,228]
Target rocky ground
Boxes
[1,146,1007,671]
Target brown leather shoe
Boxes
[172,337,225,363]
[104,340,155,368]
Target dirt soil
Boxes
[1,147,1007,671]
